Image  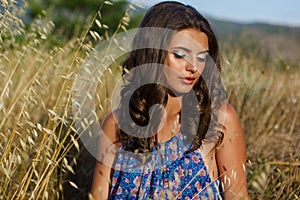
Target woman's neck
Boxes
[155,94,181,143]
[155,93,182,143]
[165,93,182,117]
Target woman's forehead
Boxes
[168,28,209,51]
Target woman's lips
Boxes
[180,76,196,84]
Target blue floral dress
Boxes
[109,132,222,199]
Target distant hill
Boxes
[130,3,300,64]
[207,18,300,64]
[4,1,298,64]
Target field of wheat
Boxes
[0,1,299,199]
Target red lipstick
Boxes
[180,76,195,84]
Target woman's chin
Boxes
[168,86,194,96]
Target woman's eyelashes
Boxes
[197,53,208,62]
[172,50,208,63]
[173,51,186,58]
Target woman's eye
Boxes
[197,54,207,62]
[173,51,186,59]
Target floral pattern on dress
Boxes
[109,132,222,199]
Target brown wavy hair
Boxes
[116,1,226,153]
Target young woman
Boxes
[91,1,248,199]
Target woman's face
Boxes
[164,28,209,94]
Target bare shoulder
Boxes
[102,111,117,127]
[216,102,245,155]
[218,102,240,126]
[97,111,120,162]
[101,111,119,143]
[92,112,119,200]
[216,102,249,198]
[217,102,243,138]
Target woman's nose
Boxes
[185,57,198,73]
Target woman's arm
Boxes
[216,103,248,199]
[91,113,118,200]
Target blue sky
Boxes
[135,0,300,27]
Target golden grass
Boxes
[222,51,300,199]
[0,1,299,199]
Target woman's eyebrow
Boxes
[197,50,209,55]
[171,46,209,54]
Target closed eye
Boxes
[172,51,186,59]
[197,53,208,62]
